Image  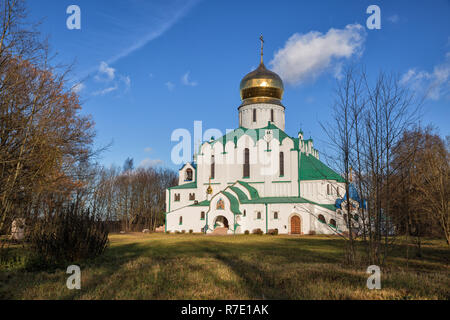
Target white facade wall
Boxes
[166,201,347,235]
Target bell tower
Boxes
[238,35,285,130]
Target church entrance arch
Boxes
[214,216,229,229]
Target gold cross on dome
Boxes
[260,34,264,64]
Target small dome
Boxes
[240,63,284,102]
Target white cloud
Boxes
[139,158,163,168]
[181,71,198,86]
[92,84,118,96]
[107,0,200,65]
[144,147,153,153]
[400,52,450,101]
[165,81,175,91]
[387,14,400,23]
[95,61,116,82]
[270,24,366,85]
[72,83,86,94]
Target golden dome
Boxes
[240,62,284,104]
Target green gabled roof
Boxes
[229,186,249,202]
[300,153,345,182]
[222,191,241,215]
[245,197,311,204]
[190,200,210,207]
[223,189,338,211]
[209,123,293,147]
[237,181,260,199]
[169,182,197,190]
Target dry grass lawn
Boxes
[0,233,449,300]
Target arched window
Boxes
[174,194,181,202]
[186,168,193,181]
[189,193,195,201]
[211,155,215,179]
[329,219,336,228]
[179,216,183,225]
[200,212,205,220]
[271,109,274,122]
[253,109,257,122]
[279,152,284,176]
[243,148,250,178]
[274,212,279,219]
[318,214,326,224]
[257,212,262,219]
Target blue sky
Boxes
[26,0,450,171]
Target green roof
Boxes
[169,182,197,190]
[299,153,345,182]
[190,200,210,207]
[222,191,241,215]
[229,186,250,202]
[237,181,260,199]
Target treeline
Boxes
[80,159,177,232]
[0,0,176,243]
[323,66,449,265]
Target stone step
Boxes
[211,227,229,235]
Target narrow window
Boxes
[186,168,193,181]
[327,184,330,195]
[318,214,326,224]
[200,212,205,220]
[243,210,246,217]
[243,148,250,178]
[253,109,257,122]
[274,212,278,219]
[257,212,261,220]
[211,155,215,179]
[279,152,284,176]
[189,193,195,201]
[271,109,274,122]
[174,194,180,202]
[179,216,183,225]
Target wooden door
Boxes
[291,216,301,234]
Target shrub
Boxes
[181,230,186,234]
[244,230,250,235]
[26,205,109,270]
[252,229,263,235]
[175,231,181,234]
[268,229,278,235]
[166,231,171,234]
[189,230,193,234]
[309,230,316,235]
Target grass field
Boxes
[0,233,449,300]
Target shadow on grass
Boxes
[2,235,448,299]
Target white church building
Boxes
[165,42,354,235]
